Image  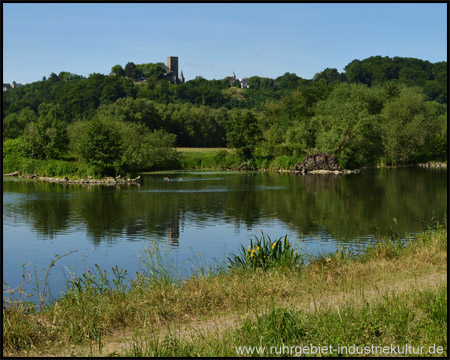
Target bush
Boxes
[246,155,270,170]
[270,155,301,170]
[202,150,241,169]
[3,138,28,159]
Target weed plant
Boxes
[227,233,303,271]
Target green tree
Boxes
[3,138,28,159]
[79,118,123,174]
[312,83,383,169]
[22,103,69,159]
[124,62,143,81]
[48,72,59,82]
[226,110,261,161]
[275,72,302,91]
[313,68,346,84]
[3,107,38,140]
[136,62,167,80]
[118,123,179,172]
[111,64,125,76]
[380,86,434,163]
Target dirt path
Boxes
[85,271,447,357]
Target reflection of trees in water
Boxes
[3,180,71,238]
[3,168,447,245]
[78,187,126,246]
[301,173,340,192]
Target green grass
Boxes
[176,148,240,170]
[3,226,447,356]
[3,156,106,179]
[125,285,447,357]
[233,285,447,357]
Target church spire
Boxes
[180,70,185,83]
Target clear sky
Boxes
[3,3,447,85]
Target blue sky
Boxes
[3,3,447,85]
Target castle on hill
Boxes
[167,56,185,84]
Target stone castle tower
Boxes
[167,56,184,84]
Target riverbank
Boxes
[3,226,447,357]
[3,152,446,186]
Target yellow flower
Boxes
[257,246,260,251]
[272,242,277,249]
[264,256,266,258]
[250,253,254,257]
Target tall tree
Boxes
[124,62,143,81]
[226,110,261,161]
[23,103,69,159]
[111,64,125,76]
[3,107,37,140]
[79,118,123,173]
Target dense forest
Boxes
[3,56,447,177]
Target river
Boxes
[3,167,447,302]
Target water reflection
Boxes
[3,168,447,248]
[167,215,182,247]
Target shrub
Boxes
[270,155,300,170]
[200,150,241,169]
[3,138,28,159]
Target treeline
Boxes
[2,56,447,176]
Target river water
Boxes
[3,167,447,301]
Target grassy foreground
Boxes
[3,227,447,357]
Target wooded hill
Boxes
[3,56,447,176]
